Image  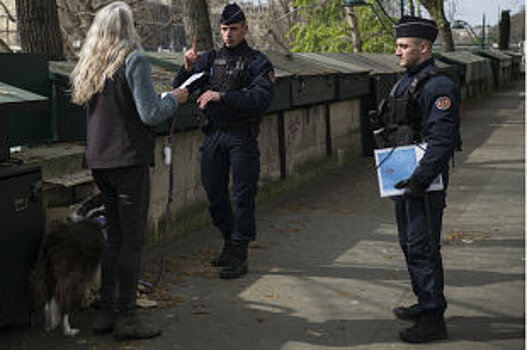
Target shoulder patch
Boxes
[435,96,451,110]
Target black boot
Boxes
[399,311,447,343]
[393,303,422,321]
[211,240,232,267]
[219,241,248,279]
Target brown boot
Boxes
[93,309,117,335]
[113,314,162,341]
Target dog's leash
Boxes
[137,110,179,296]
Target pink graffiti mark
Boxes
[286,117,300,148]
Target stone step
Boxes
[13,142,85,180]
[12,143,97,231]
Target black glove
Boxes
[395,178,426,198]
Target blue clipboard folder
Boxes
[374,144,443,198]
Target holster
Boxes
[196,108,211,133]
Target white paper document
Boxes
[178,71,205,89]
[374,144,444,198]
[161,72,206,98]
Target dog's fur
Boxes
[31,194,104,336]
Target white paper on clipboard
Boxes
[373,143,443,198]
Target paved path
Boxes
[1,81,524,349]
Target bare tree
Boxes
[15,0,64,60]
[263,0,296,51]
[418,0,455,51]
[345,6,363,52]
[0,1,15,22]
[56,0,185,58]
[180,0,213,50]
[206,0,296,51]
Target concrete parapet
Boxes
[11,49,514,245]
[20,96,363,244]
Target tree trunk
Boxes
[15,0,64,60]
[180,0,213,50]
[344,6,362,53]
[499,10,510,50]
[418,0,455,52]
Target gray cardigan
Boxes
[125,52,179,126]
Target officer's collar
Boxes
[223,40,249,54]
[407,57,435,74]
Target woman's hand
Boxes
[172,88,189,104]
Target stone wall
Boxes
[143,97,363,242]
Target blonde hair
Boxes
[71,2,141,105]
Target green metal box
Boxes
[266,52,336,107]
[474,49,512,87]
[49,61,86,141]
[296,53,370,100]
[0,53,51,146]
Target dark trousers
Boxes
[92,165,150,315]
[200,127,260,242]
[394,191,447,313]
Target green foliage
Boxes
[357,5,396,52]
[288,0,395,53]
[288,0,350,52]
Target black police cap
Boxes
[396,15,438,43]
[220,3,246,25]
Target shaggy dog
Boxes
[31,194,105,336]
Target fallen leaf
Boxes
[307,329,324,337]
[191,311,210,316]
[264,293,280,300]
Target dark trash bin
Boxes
[0,162,43,326]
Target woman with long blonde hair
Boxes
[71,1,187,341]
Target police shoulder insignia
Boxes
[435,96,451,110]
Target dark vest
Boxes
[204,44,258,126]
[209,47,256,92]
[84,64,155,169]
[371,67,453,149]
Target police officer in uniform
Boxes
[173,3,274,279]
[370,16,460,343]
